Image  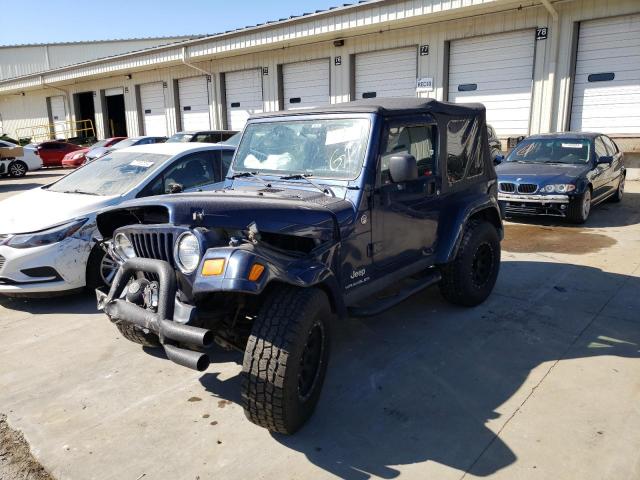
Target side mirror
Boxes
[389,153,418,183]
[494,155,505,165]
[167,183,183,194]
[597,155,613,165]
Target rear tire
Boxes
[241,285,331,434]
[568,188,591,224]
[439,219,501,307]
[8,160,27,177]
[116,322,160,347]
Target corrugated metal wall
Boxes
[0,37,193,81]
[1,0,639,143]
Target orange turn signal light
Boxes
[201,258,225,276]
[248,263,265,282]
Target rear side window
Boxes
[446,119,483,184]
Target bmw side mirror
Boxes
[494,155,504,165]
[597,155,613,165]
[389,153,418,183]
[167,183,183,194]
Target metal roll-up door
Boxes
[49,95,66,139]
[178,76,212,131]
[225,69,263,131]
[140,82,168,136]
[282,59,330,110]
[355,47,417,100]
[571,14,640,134]
[449,30,535,137]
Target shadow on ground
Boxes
[193,260,639,479]
[0,291,95,315]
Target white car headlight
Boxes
[174,232,201,274]
[5,219,88,249]
[542,184,575,193]
[113,232,136,260]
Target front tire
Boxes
[610,174,625,203]
[439,220,501,307]
[241,286,331,434]
[86,245,118,290]
[8,160,27,177]
[568,188,591,224]
[116,322,160,347]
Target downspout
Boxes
[181,47,212,77]
[41,75,74,138]
[540,0,560,132]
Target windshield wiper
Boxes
[62,189,99,196]
[279,174,333,197]
[227,171,271,188]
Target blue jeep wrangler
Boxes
[96,98,503,434]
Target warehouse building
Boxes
[0,0,639,152]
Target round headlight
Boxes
[175,232,201,274]
[544,185,555,193]
[114,232,135,259]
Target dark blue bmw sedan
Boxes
[496,133,625,224]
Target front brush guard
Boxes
[97,257,212,371]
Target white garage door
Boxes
[139,82,168,137]
[571,15,640,134]
[282,59,330,110]
[449,30,535,137]
[49,95,66,139]
[225,69,263,131]
[178,76,211,131]
[355,47,417,99]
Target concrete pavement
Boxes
[0,173,639,479]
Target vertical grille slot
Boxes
[125,230,176,269]
[499,182,515,193]
[517,183,538,194]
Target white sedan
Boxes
[0,142,235,296]
[0,141,43,177]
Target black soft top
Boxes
[253,98,485,118]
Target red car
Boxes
[61,137,126,168]
[36,141,85,167]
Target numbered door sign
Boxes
[419,45,429,56]
[536,27,548,40]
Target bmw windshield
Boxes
[47,151,170,196]
[506,138,591,165]
[233,118,370,180]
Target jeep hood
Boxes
[97,185,356,241]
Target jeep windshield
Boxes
[233,118,370,180]
[47,151,170,196]
[506,138,591,165]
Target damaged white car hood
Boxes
[0,187,118,234]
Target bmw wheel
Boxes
[568,188,591,224]
[610,174,625,203]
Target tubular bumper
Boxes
[97,257,213,371]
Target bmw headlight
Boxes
[6,218,88,249]
[175,232,201,274]
[543,184,576,193]
[113,232,136,260]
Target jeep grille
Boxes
[129,232,175,266]
[0,254,5,271]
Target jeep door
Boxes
[371,118,440,271]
